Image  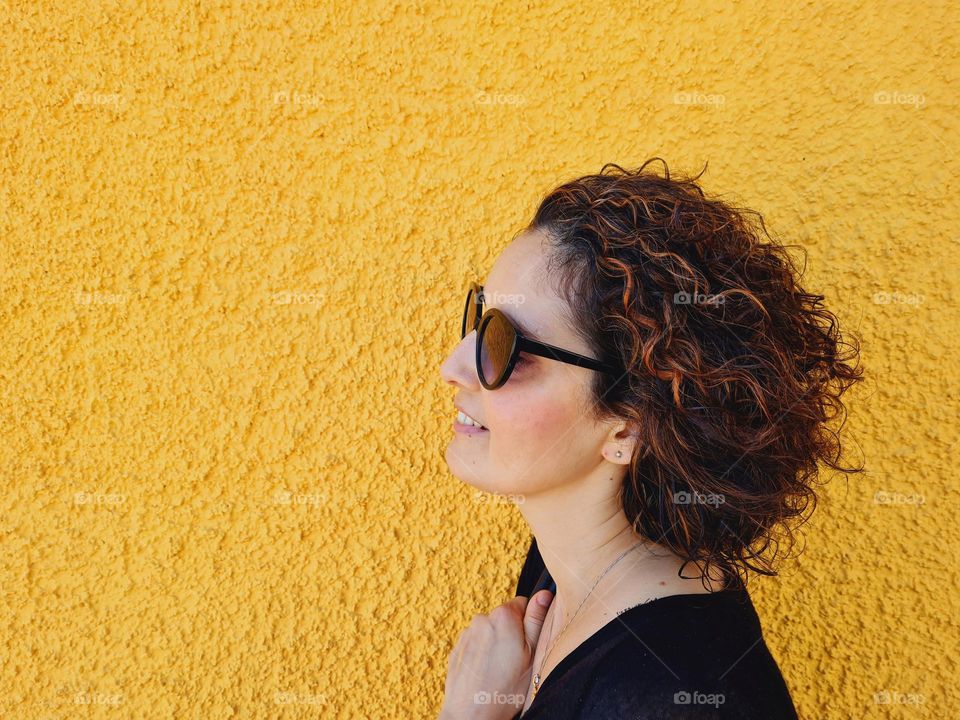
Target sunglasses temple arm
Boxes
[518,337,621,375]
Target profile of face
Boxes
[440,227,630,499]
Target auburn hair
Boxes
[529,158,865,589]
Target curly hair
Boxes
[529,158,865,590]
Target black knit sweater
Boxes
[511,537,799,719]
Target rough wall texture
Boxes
[2,1,958,718]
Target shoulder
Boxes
[576,591,798,719]
[576,639,725,719]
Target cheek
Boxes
[487,387,582,465]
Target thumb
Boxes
[523,589,554,650]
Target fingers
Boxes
[522,589,554,649]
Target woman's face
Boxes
[440,228,617,498]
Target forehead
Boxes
[481,229,569,342]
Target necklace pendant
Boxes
[532,673,540,693]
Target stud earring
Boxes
[615,450,623,458]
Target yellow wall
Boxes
[2,1,957,718]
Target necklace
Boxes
[530,541,648,699]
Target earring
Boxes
[615,450,623,458]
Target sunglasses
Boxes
[460,281,621,390]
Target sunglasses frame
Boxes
[461,281,621,390]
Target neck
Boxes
[517,468,680,627]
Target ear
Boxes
[602,419,640,465]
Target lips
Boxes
[455,403,486,429]
[453,416,489,435]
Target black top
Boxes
[512,536,799,719]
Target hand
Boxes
[439,589,554,720]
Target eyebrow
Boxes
[507,312,541,341]
[496,308,542,341]
[480,285,543,340]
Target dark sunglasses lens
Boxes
[461,287,480,338]
[478,313,516,386]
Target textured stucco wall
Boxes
[2,1,958,718]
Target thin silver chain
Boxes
[531,540,648,698]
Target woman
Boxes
[438,159,863,719]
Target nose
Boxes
[440,330,481,389]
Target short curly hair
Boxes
[529,158,865,589]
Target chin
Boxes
[444,452,494,491]
[444,446,531,501]
[460,476,527,503]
